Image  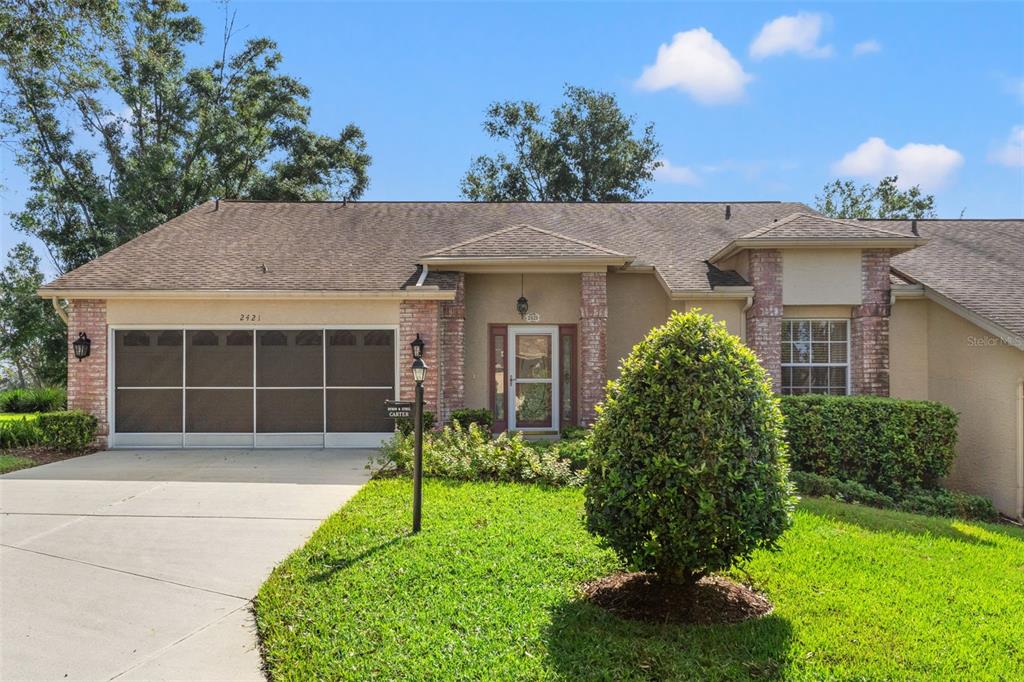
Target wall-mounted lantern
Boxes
[516,274,529,318]
[410,333,425,360]
[72,332,91,361]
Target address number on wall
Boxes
[523,312,541,322]
[239,313,262,322]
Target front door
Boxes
[508,326,559,431]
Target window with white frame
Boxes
[781,319,849,395]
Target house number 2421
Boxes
[239,313,261,322]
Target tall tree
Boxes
[815,176,936,220]
[0,243,66,387]
[461,84,661,202]
[1,0,371,274]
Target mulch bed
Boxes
[581,572,773,625]
[2,445,99,467]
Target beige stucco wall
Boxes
[607,273,672,378]
[782,304,853,320]
[679,300,746,342]
[889,298,929,399]
[463,273,580,410]
[782,249,862,305]
[922,302,1024,518]
[105,298,400,326]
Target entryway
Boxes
[509,326,560,431]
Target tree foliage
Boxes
[815,176,936,220]
[461,84,661,202]
[1,0,371,274]
[585,311,794,587]
[0,243,66,387]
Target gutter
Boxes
[415,263,429,287]
[50,297,69,325]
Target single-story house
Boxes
[39,201,1023,518]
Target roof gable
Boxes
[740,212,915,240]
[420,224,629,260]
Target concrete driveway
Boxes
[0,449,372,681]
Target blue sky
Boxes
[2,1,1023,273]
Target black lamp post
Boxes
[410,335,427,533]
[72,332,91,361]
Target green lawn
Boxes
[0,454,35,474]
[255,479,1024,681]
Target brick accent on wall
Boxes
[579,272,608,426]
[745,249,783,390]
[850,249,891,396]
[400,299,441,419]
[67,299,108,444]
[439,273,466,424]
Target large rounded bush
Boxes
[585,310,794,586]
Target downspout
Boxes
[415,263,429,287]
[50,297,69,325]
[741,295,753,343]
[1017,380,1023,522]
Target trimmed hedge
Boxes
[790,471,997,522]
[780,395,958,497]
[449,408,494,431]
[37,411,98,450]
[0,387,66,413]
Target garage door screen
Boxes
[112,328,396,447]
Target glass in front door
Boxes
[510,329,558,430]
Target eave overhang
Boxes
[709,237,927,264]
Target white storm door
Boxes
[508,326,559,431]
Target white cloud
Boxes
[853,39,882,56]
[636,28,752,105]
[989,125,1024,167]
[832,137,964,189]
[750,12,833,60]
[655,159,701,185]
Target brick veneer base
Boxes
[439,274,466,424]
[579,272,608,426]
[745,250,783,390]
[851,249,891,395]
[400,299,441,419]
[67,299,109,444]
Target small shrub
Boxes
[450,408,494,431]
[790,471,896,508]
[375,422,585,487]
[0,387,66,413]
[37,411,98,450]
[396,410,435,436]
[896,488,997,522]
[559,425,589,441]
[790,471,998,522]
[780,395,958,496]
[0,417,43,449]
[586,311,794,587]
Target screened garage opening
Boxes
[111,327,397,448]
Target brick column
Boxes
[579,272,608,426]
[67,299,108,445]
[439,274,466,424]
[850,249,891,396]
[745,250,783,391]
[400,299,441,420]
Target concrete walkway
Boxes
[0,449,372,681]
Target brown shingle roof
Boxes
[421,224,629,260]
[868,219,1024,340]
[42,200,813,293]
[741,212,916,240]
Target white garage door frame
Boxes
[107,324,400,449]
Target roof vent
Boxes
[214,196,220,211]
[260,263,269,274]
[725,204,731,220]
[911,219,919,236]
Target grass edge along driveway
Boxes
[255,479,1024,681]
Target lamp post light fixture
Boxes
[72,332,91,361]
[410,339,428,534]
